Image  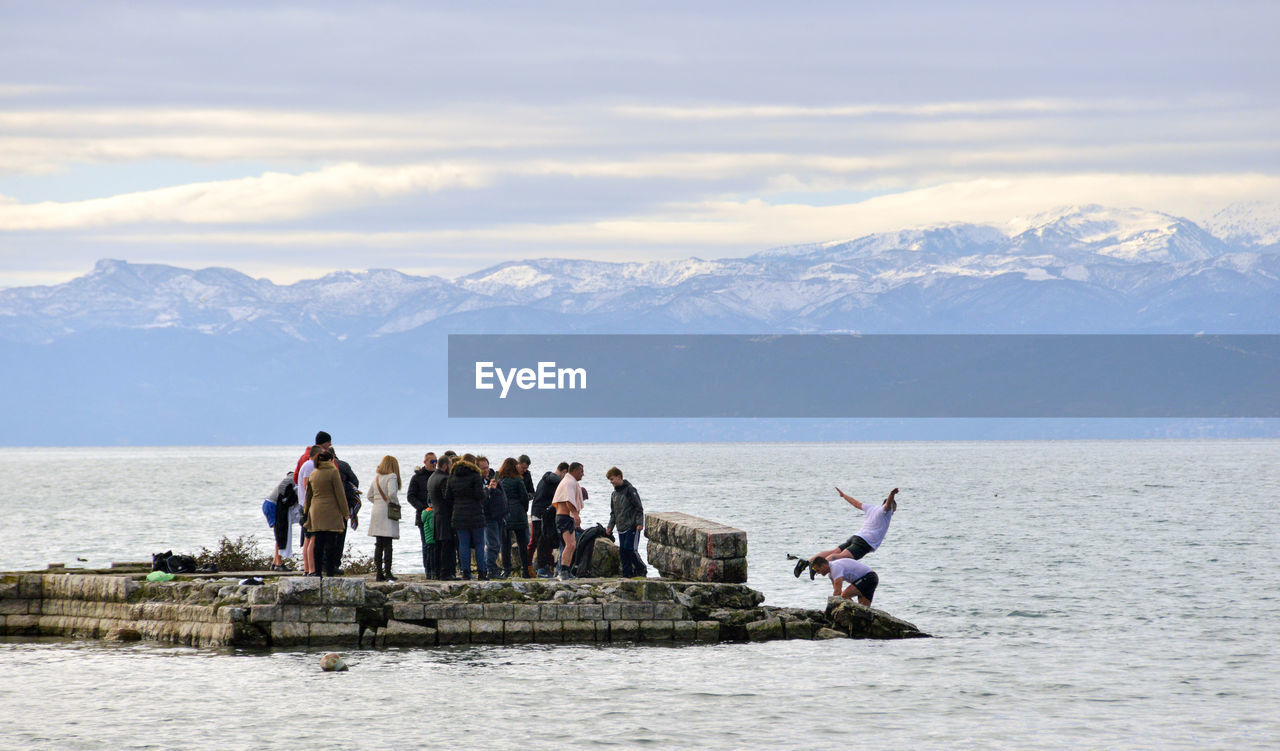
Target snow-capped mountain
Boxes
[1205,200,1280,250]
[2,205,1278,344]
[3,204,1277,445]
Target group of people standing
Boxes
[266,432,647,582]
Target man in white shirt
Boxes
[811,555,878,606]
[551,461,585,580]
[795,487,898,577]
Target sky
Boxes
[2,0,1279,287]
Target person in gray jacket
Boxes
[605,466,645,577]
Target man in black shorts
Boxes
[810,555,878,606]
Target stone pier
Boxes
[0,572,928,648]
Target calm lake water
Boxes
[2,440,1278,749]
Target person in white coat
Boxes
[367,455,402,581]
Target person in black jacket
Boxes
[445,454,488,580]
[498,457,532,578]
[427,455,454,579]
[529,462,568,578]
[332,449,361,572]
[406,452,436,575]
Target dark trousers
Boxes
[532,518,557,571]
[436,515,456,579]
[456,527,487,578]
[313,530,343,577]
[374,536,394,580]
[503,522,530,573]
[484,519,505,571]
[418,523,434,576]
[422,542,438,579]
[618,529,643,577]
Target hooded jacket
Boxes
[607,479,644,533]
[530,471,562,517]
[427,467,452,535]
[444,459,486,530]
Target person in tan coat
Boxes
[304,451,350,577]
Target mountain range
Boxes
[2,204,1277,444]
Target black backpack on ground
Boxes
[570,524,614,578]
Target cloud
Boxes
[0,162,489,229]
[611,97,1165,120]
[84,173,1280,255]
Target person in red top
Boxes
[296,431,332,481]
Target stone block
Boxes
[421,603,452,620]
[482,603,514,620]
[593,620,610,641]
[644,512,747,559]
[326,606,356,623]
[672,620,698,640]
[299,606,329,623]
[562,620,596,642]
[783,620,814,640]
[308,622,360,646]
[381,621,437,647]
[511,603,542,621]
[652,603,688,620]
[695,621,721,642]
[247,584,279,605]
[602,602,623,620]
[453,603,485,620]
[0,599,29,615]
[504,620,533,644]
[470,619,505,644]
[437,620,471,644]
[271,621,309,646]
[746,618,784,642]
[589,538,622,577]
[532,620,563,643]
[322,578,366,605]
[815,627,845,640]
[277,577,322,605]
[640,620,674,641]
[391,602,425,621]
[221,607,249,624]
[249,605,281,624]
[539,603,562,621]
[609,619,640,641]
[0,576,19,599]
[618,602,654,620]
[824,599,928,639]
[645,541,747,583]
[578,603,603,619]
[19,575,44,599]
[5,614,39,635]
